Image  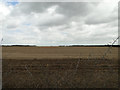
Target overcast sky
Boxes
[0,0,119,46]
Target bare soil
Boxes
[2,46,119,88]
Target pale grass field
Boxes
[2,46,118,60]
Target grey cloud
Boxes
[11,2,58,15]
[85,3,118,25]
[85,17,112,25]
[10,2,96,27]
[36,17,68,28]
[56,2,95,17]
[85,14,118,25]
[6,25,17,29]
[13,2,93,15]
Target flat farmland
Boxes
[2,46,119,88]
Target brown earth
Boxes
[2,46,119,88]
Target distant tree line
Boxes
[1,45,120,47]
[59,45,120,47]
[2,45,36,47]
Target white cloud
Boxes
[1,1,119,46]
[85,2,118,24]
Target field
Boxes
[2,46,119,88]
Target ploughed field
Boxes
[2,46,119,88]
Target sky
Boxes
[0,0,119,46]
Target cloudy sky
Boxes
[0,0,119,46]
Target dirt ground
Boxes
[2,46,119,88]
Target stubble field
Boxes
[2,46,119,88]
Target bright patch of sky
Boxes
[7,1,18,6]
